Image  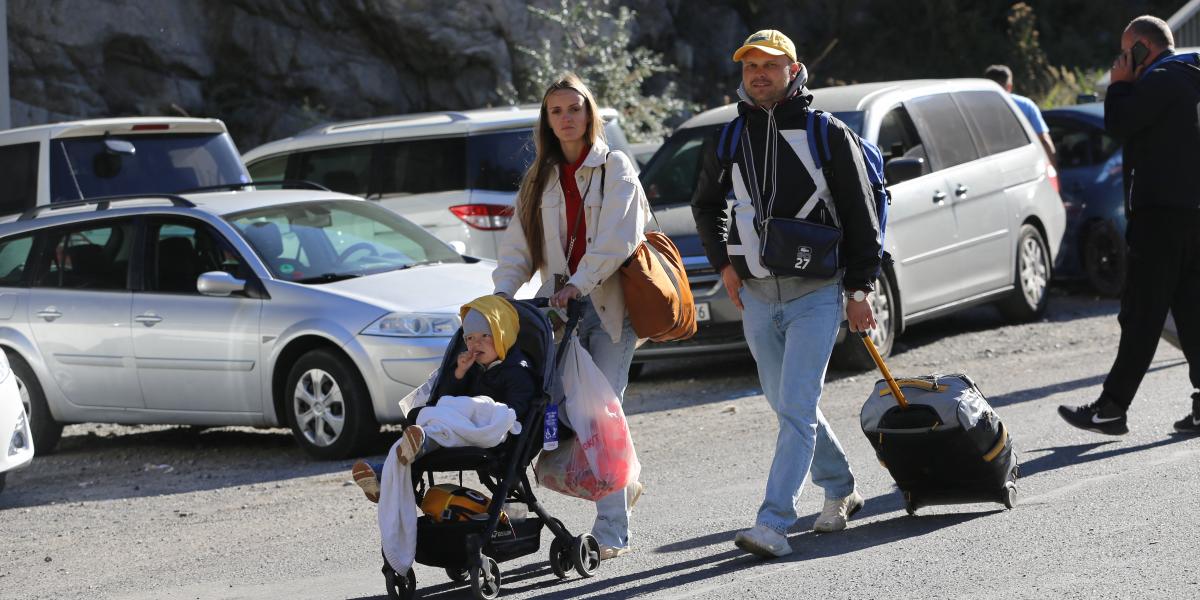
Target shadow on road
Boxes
[1018,433,1198,478]
[987,357,1187,408]
[0,425,403,510]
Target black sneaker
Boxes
[1174,412,1200,434]
[1058,399,1129,435]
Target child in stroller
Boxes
[366,296,602,600]
[352,296,540,499]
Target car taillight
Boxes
[449,204,514,231]
[1047,163,1060,194]
[131,123,171,131]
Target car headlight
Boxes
[361,313,460,337]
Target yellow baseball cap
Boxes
[732,29,797,63]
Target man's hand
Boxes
[720,265,743,310]
[1112,49,1136,84]
[846,296,877,332]
[454,350,476,380]
[550,283,581,308]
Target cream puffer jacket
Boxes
[493,140,649,343]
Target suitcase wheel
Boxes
[903,491,918,516]
[1002,483,1017,510]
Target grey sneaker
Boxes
[734,524,792,558]
[814,489,864,532]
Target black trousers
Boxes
[1102,209,1200,410]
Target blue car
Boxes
[1044,103,1127,296]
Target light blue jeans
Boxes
[740,282,856,534]
[564,296,638,549]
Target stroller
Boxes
[382,298,601,600]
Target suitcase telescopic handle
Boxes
[858,331,908,408]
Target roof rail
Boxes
[180,180,331,193]
[17,194,195,222]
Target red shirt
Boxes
[560,149,589,274]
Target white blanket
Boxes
[378,395,522,574]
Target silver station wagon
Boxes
[0,189,511,459]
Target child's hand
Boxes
[455,350,475,379]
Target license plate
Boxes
[695,302,711,322]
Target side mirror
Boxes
[885,157,926,185]
[197,271,246,297]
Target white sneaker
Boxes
[733,524,792,558]
[813,489,864,532]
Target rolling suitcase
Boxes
[857,332,1018,515]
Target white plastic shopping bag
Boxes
[534,337,640,500]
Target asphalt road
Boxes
[3,288,1199,600]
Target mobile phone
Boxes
[1131,41,1150,67]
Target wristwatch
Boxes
[847,289,868,303]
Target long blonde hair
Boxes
[515,73,606,271]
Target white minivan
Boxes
[241,106,634,259]
[0,117,251,216]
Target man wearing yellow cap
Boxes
[692,30,883,558]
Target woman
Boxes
[492,73,648,559]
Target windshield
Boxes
[226,199,464,283]
[50,133,249,202]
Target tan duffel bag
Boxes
[619,230,696,342]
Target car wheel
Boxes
[284,349,379,460]
[832,273,898,371]
[997,224,1051,323]
[1082,221,1126,297]
[5,350,62,454]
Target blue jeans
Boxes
[566,297,638,549]
[740,282,856,533]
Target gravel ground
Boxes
[3,286,1199,599]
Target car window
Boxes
[227,199,463,283]
[0,143,39,216]
[1047,117,1119,169]
[247,155,288,184]
[639,125,717,207]
[292,145,373,196]
[0,235,35,286]
[905,93,980,171]
[145,220,247,294]
[875,106,930,174]
[378,137,465,196]
[49,133,248,202]
[466,131,534,192]
[954,91,1031,156]
[33,220,135,290]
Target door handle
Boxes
[134,313,163,327]
[36,307,62,322]
[954,184,970,198]
[933,190,947,203]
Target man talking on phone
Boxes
[1059,16,1200,435]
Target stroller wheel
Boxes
[446,567,469,584]
[470,555,502,600]
[571,534,601,578]
[383,566,416,600]
[549,536,572,579]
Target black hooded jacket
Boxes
[691,84,882,291]
[1105,50,1200,215]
